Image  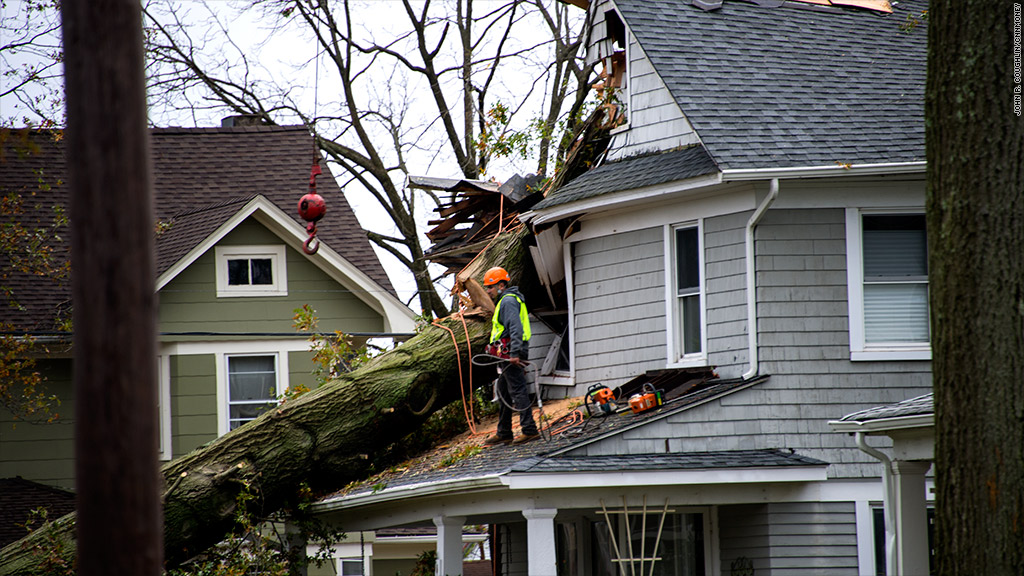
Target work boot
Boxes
[484,433,513,446]
[512,432,540,445]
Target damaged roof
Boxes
[837,393,934,423]
[532,144,718,211]
[613,0,927,171]
[322,373,821,508]
[828,393,934,434]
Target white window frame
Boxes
[156,354,173,461]
[845,208,931,361]
[215,245,288,298]
[337,558,365,576]
[216,350,289,435]
[664,221,707,367]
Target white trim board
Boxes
[503,465,827,490]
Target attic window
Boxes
[215,245,288,297]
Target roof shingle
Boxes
[1,126,396,331]
[613,0,927,170]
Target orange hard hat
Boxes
[483,266,511,286]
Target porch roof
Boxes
[316,374,830,514]
[829,393,934,433]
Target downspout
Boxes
[857,432,898,576]
[742,178,779,380]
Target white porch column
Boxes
[433,515,466,576]
[522,508,558,576]
[891,460,931,576]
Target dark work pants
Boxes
[495,362,538,437]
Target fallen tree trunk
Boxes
[0,230,529,574]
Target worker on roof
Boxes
[482,266,539,446]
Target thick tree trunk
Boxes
[927,2,1024,574]
[0,230,529,574]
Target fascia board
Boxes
[156,196,415,333]
[312,474,506,514]
[828,414,934,434]
[521,172,723,226]
[721,161,926,181]
[377,534,488,545]
[503,465,828,490]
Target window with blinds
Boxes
[861,214,929,344]
[227,355,278,430]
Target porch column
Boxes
[433,515,465,576]
[891,460,931,576]
[522,508,558,576]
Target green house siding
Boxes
[159,219,384,339]
[0,359,76,490]
[288,350,318,392]
[170,354,218,457]
[1,217,392,487]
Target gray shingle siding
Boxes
[573,208,932,478]
[573,227,667,387]
[720,502,859,576]
[705,211,750,378]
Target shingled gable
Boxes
[154,194,415,331]
[534,0,927,211]
[150,125,394,293]
[1,126,412,332]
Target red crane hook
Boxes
[298,160,326,255]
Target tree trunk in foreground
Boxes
[0,230,529,574]
[927,2,1024,574]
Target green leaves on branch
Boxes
[292,304,368,387]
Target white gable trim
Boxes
[155,196,415,333]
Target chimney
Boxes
[221,114,264,127]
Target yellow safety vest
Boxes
[490,293,531,343]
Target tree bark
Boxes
[927,2,1024,574]
[0,229,529,575]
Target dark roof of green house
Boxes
[1,126,395,331]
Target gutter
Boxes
[827,414,934,434]
[742,178,779,380]
[856,432,898,576]
[721,161,926,181]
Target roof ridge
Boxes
[167,194,260,219]
[151,125,308,134]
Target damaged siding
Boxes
[606,37,700,160]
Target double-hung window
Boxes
[226,354,279,430]
[215,245,287,297]
[668,223,705,364]
[846,210,931,360]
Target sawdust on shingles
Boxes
[338,396,582,495]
